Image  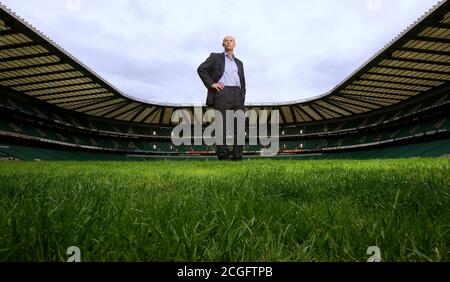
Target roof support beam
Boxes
[108,103,142,120]
[65,97,115,111]
[0,42,43,51]
[140,107,160,123]
[321,99,361,114]
[7,75,87,88]
[0,29,20,36]
[364,71,449,83]
[343,87,416,97]
[288,105,298,123]
[396,47,450,57]
[32,86,103,98]
[0,69,80,82]
[324,98,367,114]
[372,64,450,75]
[96,101,128,117]
[340,92,404,102]
[278,107,288,124]
[355,77,433,88]
[82,100,127,115]
[312,103,348,117]
[431,22,450,29]
[130,106,148,122]
[330,95,389,108]
[158,107,166,124]
[18,80,93,92]
[296,106,315,122]
[55,97,112,109]
[408,35,450,45]
[0,61,67,72]
[0,52,54,63]
[384,56,450,67]
[47,92,110,103]
[266,108,273,125]
[308,104,327,120]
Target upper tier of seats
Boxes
[1,86,449,140]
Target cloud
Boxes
[1,0,442,104]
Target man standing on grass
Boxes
[197,35,246,161]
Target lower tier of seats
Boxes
[1,136,449,161]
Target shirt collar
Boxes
[224,52,235,60]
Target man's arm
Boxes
[240,63,246,103]
[197,53,216,89]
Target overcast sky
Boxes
[1,0,442,104]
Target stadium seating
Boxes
[1,137,449,161]
[1,86,449,159]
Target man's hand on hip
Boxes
[211,82,225,91]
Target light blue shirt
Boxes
[218,52,241,88]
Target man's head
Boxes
[222,35,236,52]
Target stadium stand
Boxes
[0,1,449,160]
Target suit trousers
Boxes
[213,86,245,159]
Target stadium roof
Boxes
[0,1,449,125]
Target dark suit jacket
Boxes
[197,52,246,107]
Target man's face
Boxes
[222,36,236,51]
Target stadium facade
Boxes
[0,1,449,160]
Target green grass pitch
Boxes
[0,159,449,261]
